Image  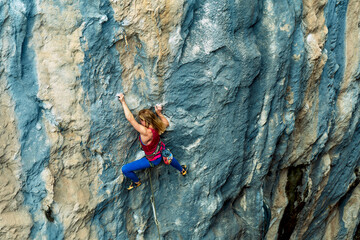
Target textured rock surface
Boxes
[0,0,359,239]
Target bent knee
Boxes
[122,165,129,174]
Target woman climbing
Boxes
[117,93,187,190]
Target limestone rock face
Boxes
[1,0,359,239]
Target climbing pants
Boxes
[122,156,183,183]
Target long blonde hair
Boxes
[138,109,166,135]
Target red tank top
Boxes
[139,128,165,161]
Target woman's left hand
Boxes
[116,93,125,103]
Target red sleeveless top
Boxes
[139,128,165,161]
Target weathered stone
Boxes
[0,0,359,239]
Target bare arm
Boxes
[117,93,149,136]
[155,104,169,128]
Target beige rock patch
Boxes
[110,0,185,99]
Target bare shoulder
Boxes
[140,127,154,144]
[146,128,153,135]
[141,127,153,139]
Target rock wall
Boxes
[0,0,359,239]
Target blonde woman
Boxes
[117,93,187,190]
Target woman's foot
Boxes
[181,165,187,176]
[127,181,141,190]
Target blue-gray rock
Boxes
[0,0,359,239]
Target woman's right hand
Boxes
[116,93,125,103]
[155,104,162,114]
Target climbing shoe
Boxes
[181,165,187,176]
[127,181,141,190]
